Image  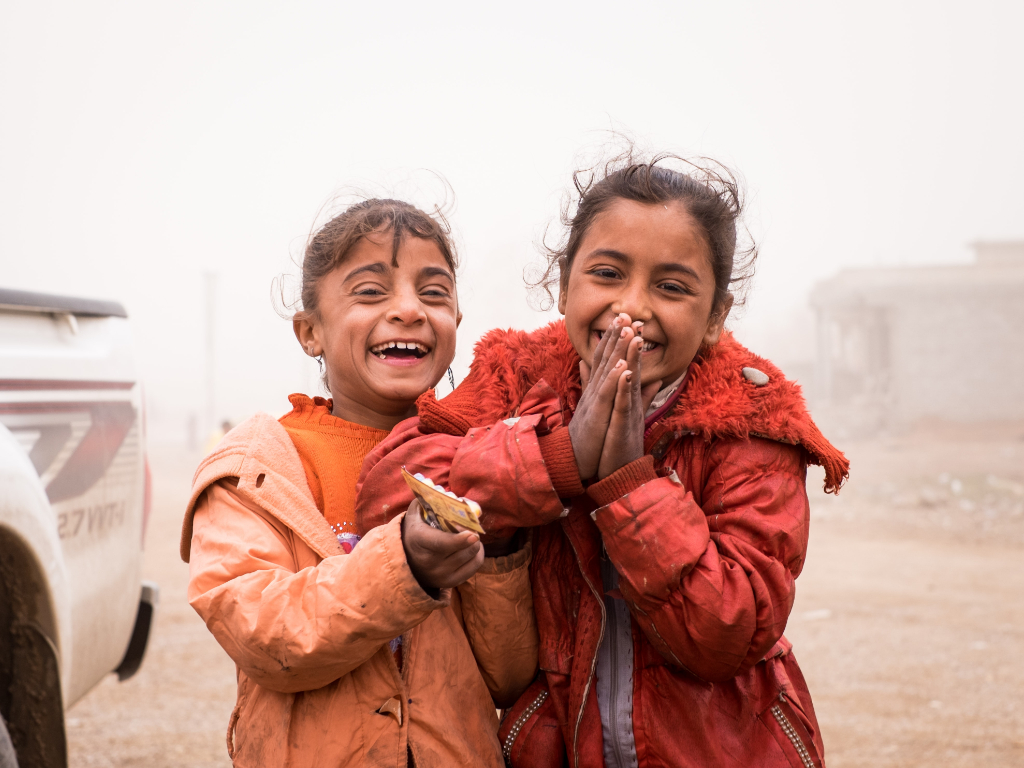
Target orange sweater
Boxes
[279,393,389,552]
[182,412,538,767]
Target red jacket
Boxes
[357,322,849,768]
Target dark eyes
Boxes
[587,268,693,296]
[658,282,692,295]
[353,287,451,299]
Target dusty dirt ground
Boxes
[66,446,236,768]
[65,425,1024,767]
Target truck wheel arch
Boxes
[0,428,71,768]
[0,529,67,768]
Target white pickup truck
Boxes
[0,288,156,768]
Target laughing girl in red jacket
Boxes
[357,153,849,767]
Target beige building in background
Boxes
[810,242,1024,431]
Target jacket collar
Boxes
[425,320,849,493]
[180,412,342,563]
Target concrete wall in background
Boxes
[811,242,1024,431]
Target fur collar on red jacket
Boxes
[417,321,849,493]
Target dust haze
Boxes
[3,1,1022,440]
[2,1,1023,766]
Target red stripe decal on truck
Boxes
[0,379,134,391]
[44,402,136,503]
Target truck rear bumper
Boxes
[115,581,159,682]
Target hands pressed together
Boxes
[569,314,662,481]
[400,313,657,593]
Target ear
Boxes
[293,312,320,356]
[702,294,734,346]
[456,308,463,328]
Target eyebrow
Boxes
[586,248,702,280]
[343,262,388,283]
[343,262,455,285]
[420,266,455,283]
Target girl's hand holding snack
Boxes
[402,499,485,591]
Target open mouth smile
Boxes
[369,340,432,361]
[594,329,661,353]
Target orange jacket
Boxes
[180,413,539,767]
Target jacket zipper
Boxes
[565,388,679,767]
[605,596,631,768]
[502,689,548,765]
[394,631,412,760]
[770,699,814,768]
[565,527,607,768]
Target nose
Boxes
[386,284,427,326]
[611,276,652,324]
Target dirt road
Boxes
[66,428,1024,767]
[66,446,236,767]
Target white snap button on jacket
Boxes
[742,367,770,386]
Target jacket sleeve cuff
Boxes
[415,389,473,436]
[478,538,532,575]
[537,427,585,498]
[386,513,451,608]
[587,455,659,507]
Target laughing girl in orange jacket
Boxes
[180,199,538,767]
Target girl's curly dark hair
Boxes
[299,198,458,319]
[531,148,757,315]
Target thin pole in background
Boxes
[815,308,832,408]
[204,271,218,434]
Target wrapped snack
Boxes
[401,467,485,534]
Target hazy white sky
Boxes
[2,1,1021,440]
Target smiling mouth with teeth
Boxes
[594,329,660,353]
[369,340,431,360]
